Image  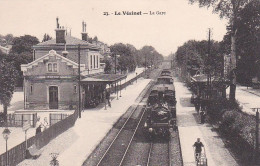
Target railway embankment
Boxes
[169,128,183,166]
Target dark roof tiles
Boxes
[36,36,100,50]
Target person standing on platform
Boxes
[200,110,206,124]
[35,117,42,135]
[43,117,49,130]
[194,95,200,113]
[106,89,111,107]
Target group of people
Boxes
[35,117,49,135]
[192,93,206,124]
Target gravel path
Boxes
[148,141,170,166]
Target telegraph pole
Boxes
[78,44,81,118]
[145,54,147,76]
[115,55,116,74]
[207,28,211,99]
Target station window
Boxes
[90,55,93,69]
[30,85,33,94]
[74,85,77,93]
[53,63,57,72]
[47,63,58,73]
[97,55,99,68]
[48,63,52,72]
[94,55,96,68]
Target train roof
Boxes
[157,75,172,79]
[151,84,175,91]
[162,69,171,71]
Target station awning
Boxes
[191,74,230,84]
[191,74,208,83]
[81,73,127,84]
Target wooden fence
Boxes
[0,110,78,166]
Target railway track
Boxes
[96,105,146,166]
[147,141,170,166]
[83,68,172,166]
[95,72,160,166]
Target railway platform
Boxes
[175,78,239,166]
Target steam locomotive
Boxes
[144,69,177,138]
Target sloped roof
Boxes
[191,74,227,83]
[152,84,175,91]
[21,50,85,72]
[34,36,100,50]
[81,73,127,84]
[191,74,208,82]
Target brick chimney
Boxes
[55,17,66,44]
[81,21,88,41]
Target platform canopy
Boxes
[190,74,208,83]
[191,74,230,84]
[81,73,127,84]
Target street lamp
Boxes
[2,128,11,166]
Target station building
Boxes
[21,19,126,110]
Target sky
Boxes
[0,0,228,56]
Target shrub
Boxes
[206,97,256,148]
[207,98,239,123]
[220,109,256,146]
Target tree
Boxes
[189,0,254,101]
[176,40,221,77]
[0,53,18,122]
[4,52,33,86]
[0,34,14,46]
[11,35,39,54]
[235,0,260,84]
[7,35,38,86]
[42,33,53,42]
[110,43,136,72]
[138,46,164,68]
[104,59,112,74]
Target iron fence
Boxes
[49,113,70,126]
[6,113,37,127]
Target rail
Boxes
[118,107,146,166]
[146,142,153,166]
[96,106,145,166]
